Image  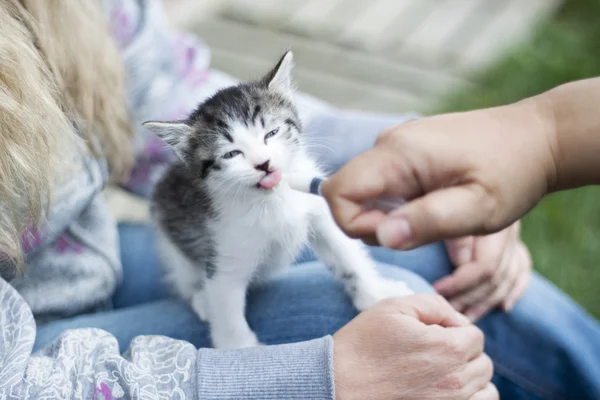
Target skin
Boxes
[333,295,498,400]
[322,78,600,322]
[440,223,532,321]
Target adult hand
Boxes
[436,222,533,321]
[322,98,557,250]
[333,294,498,400]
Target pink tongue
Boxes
[259,169,282,189]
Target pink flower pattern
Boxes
[93,383,122,400]
[55,234,84,254]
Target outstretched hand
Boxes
[321,98,556,250]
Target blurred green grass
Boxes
[434,0,600,318]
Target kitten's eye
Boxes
[223,150,242,159]
[264,127,280,142]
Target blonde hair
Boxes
[0,0,133,263]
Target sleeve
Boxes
[196,337,335,399]
[105,0,221,198]
[303,109,421,174]
[0,277,335,400]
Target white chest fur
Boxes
[213,185,315,281]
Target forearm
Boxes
[534,78,600,192]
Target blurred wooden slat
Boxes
[191,19,470,110]
[168,0,563,110]
[207,46,425,113]
[334,0,421,51]
[396,0,482,63]
[458,0,562,71]
[279,0,347,38]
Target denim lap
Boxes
[36,261,430,353]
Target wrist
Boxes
[531,78,600,191]
[515,93,560,195]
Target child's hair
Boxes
[0,0,133,263]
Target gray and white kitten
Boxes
[144,51,412,349]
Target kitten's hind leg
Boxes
[190,290,208,321]
[308,200,413,311]
[204,274,261,349]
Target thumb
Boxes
[383,294,471,327]
[376,184,494,250]
[445,236,475,267]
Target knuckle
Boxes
[483,354,494,376]
[442,336,465,358]
[376,128,394,145]
[436,373,465,392]
[379,296,403,309]
[483,267,496,281]
[423,328,447,348]
[472,327,485,348]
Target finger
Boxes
[322,148,418,238]
[376,184,497,250]
[384,294,471,327]
[349,209,387,237]
[469,383,500,400]
[501,271,529,312]
[445,236,475,266]
[463,261,516,321]
[458,354,494,396]
[502,242,532,311]
[471,228,512,265]
[449,279,495,317]
[449,248,512,312]
[361,234,380,247]
[453,232,517,318]
[434,261,492,297]
[445,325,486,362]
[436,228,509,296]
[321,152,386,238]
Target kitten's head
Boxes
[143,51,302,193]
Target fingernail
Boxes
[455,247,472,265]
[376,217,412,248]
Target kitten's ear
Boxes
[262,50,294,95]
[143,121,193,160]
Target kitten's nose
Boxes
[255,160,270,172]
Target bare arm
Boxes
[322,78,600,249]
[544,78,600,191]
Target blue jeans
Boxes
[35,223,600,400]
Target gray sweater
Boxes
[0,0,335,397]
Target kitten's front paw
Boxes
[211,330,262,349]
[352,278,414,312]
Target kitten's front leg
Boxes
[308,201,413,311]
[203,277,260,349]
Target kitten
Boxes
[144,51,413,349]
